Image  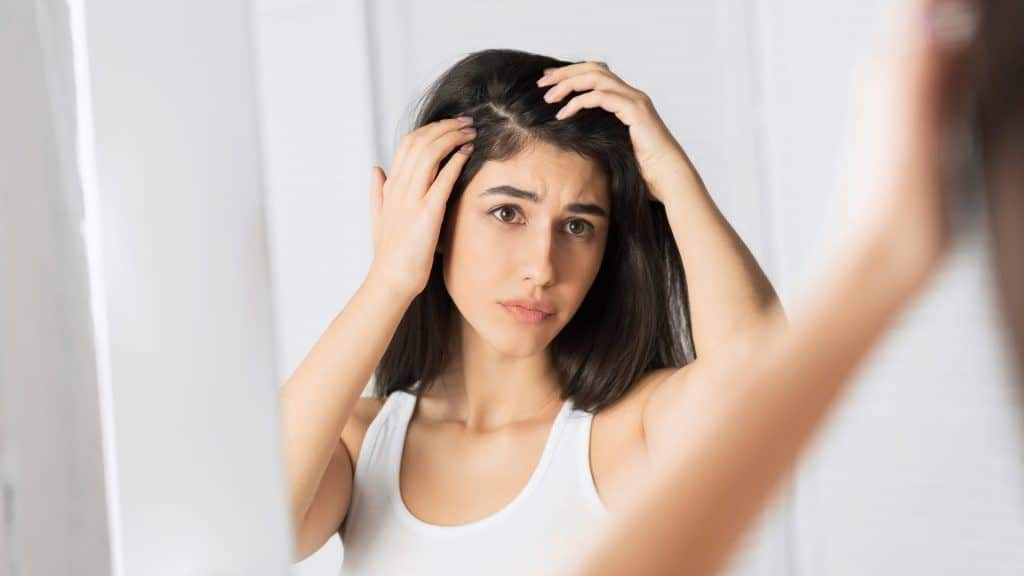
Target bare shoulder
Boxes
[589,368,678,508]
[639,352,758,460]
[339,396,386,468]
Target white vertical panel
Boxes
[254,0,377,387]
[0,0,112,573]
[81,0,291,573]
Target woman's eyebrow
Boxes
[480,185,608,218]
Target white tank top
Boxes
[339,387,609,575]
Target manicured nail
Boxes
[459,143,474,153]
[456,115,474,126]
[460,126,476,134]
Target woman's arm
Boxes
[279,117,476,557]
[640,162,787,462]
[573,202,946,576]
[654,158,784,360]
[279,270,412,549]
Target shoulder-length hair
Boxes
[373,48,694,412]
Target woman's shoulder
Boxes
[589,368,677,509]
[594,367,677,423]
[590,367,676,441]
[590,368,674,442]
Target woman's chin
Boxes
[485,330,554,358]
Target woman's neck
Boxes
[423,324,563,431]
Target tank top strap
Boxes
[350,388,417,488]
[554,401,608,517]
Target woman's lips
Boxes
[500,303,553,324]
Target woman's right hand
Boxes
[367,116,477,301]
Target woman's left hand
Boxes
[537,61,694,203]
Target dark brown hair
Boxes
[976,0,1024,376]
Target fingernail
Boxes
[459,143,474,153]
[555,106,569,120]
[927,0,977,48]
[460,126,476,134]
[457,115,474,126]
[537,74,552,86]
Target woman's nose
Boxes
[521,229,555,287]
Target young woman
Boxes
[561,0,1022,574]
[278,44,782,573]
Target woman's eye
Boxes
[491,205,520,223]
[566,219,593,237]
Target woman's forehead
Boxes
[470,143,610,207]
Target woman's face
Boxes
[440,141,611,358]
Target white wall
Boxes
[254,0,378,571]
